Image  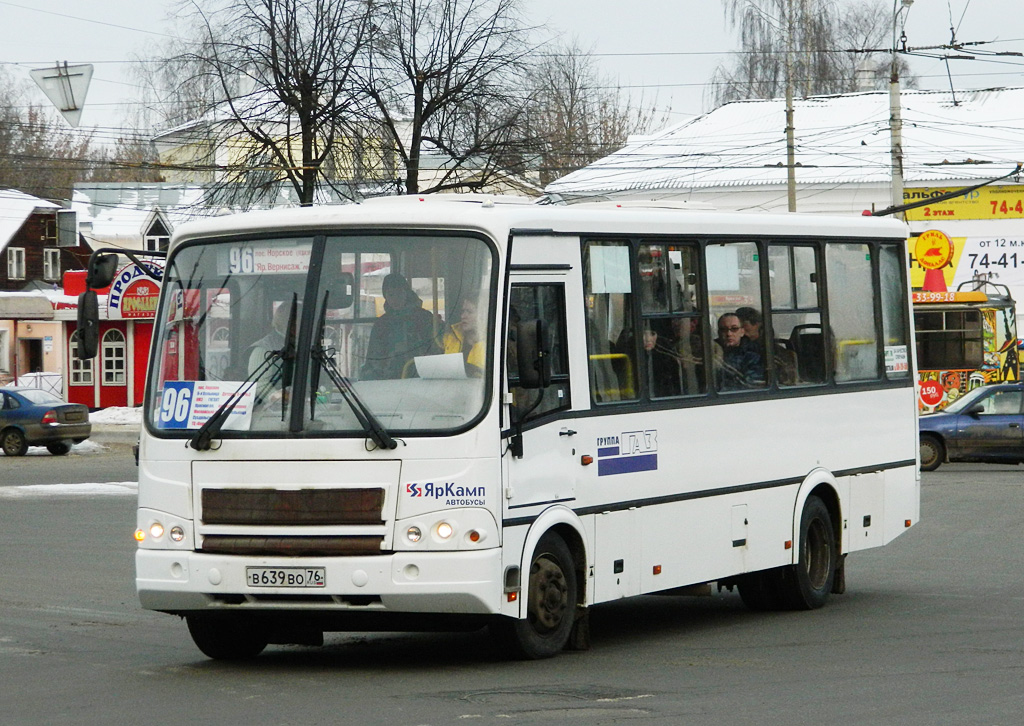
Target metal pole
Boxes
[786,0,797,212]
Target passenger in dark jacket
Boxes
[714,313,765,390]
[362,273,439,379]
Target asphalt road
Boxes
[1,462,1022,726]
[1,438,138,487]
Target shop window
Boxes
[70,332,94,386]
[102,329,127,386]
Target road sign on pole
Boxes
[29,62,94,127]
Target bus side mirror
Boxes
[516,319,551,389]
[76,290,100,359]
[86,253,119,289]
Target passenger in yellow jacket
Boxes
[443,297,485,376]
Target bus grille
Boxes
[201,535,383,557]
[201,488,384,525]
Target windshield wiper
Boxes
[189,295,298,451]
[310,290,397,450]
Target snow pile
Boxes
[0,481,138,498]
[90,406,143,425]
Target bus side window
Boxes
[827,243,879,382]
[508,283,570,420]
[584,241,638,403]
[769,244,825,387]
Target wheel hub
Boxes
[528,556,568,633]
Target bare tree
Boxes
[523,41,669,186]
[709,0,916,106]
[359,0,536,195]
[167,0,374,206]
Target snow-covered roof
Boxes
[0,189,60,254]
[547,88,1024,196]
[72,184,214,249]
[72,183,362,250]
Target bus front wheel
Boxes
[186,615,268,660]
[493,532,578,659]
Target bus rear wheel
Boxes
[186,615,268,660]
[493,532,577,659]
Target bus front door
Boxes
[504,275,578,509]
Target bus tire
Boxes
[778,495,837,610]
[919,434,944,472]
[494,532,577,659]
[737,569,784,611]
[186,615,268,660]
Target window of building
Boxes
[7,247,26,279]
[144,235,170,252]
[102,329,127,385]
[144,218,170,252]
[41,217,57,243]
[43,249,61,281]
[70,332,94,386]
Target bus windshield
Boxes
[147,232,495,438]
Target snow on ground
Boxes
[0,481,138,498]
[89,406,143,425]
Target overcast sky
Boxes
[1,0,1023,135]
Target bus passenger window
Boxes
[879,244,911,379]
[706,242,767,391]
[768,245,825,386]
[827,243,879,382]
[584,241,638,403]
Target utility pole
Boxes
[890,0,914,221]
[785,0,796,212]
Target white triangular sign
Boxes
[29,63,94,127]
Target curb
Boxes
[90,425,141,445]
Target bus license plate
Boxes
[246,567,326,588]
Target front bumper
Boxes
[137,548,503,616]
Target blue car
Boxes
[0,387,91,456]
[918,382,1024,471]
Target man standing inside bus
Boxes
[715,313,765,390]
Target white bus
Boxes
[120,196,919,660]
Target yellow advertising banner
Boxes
[904,185,1024,222]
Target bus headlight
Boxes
[169,526,185,542]
[149,522,165,539]
[394,510,498,551]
